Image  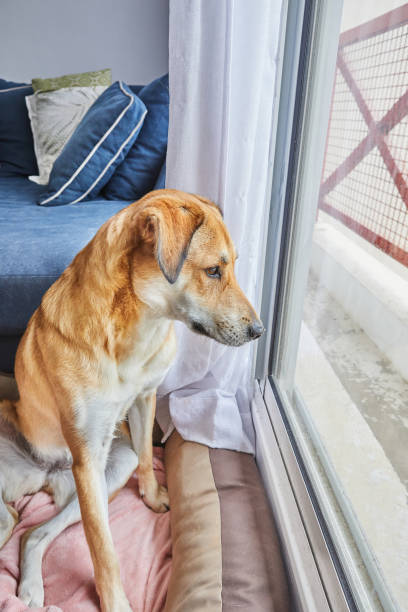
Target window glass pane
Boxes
[292,2,408,608]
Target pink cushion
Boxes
[0,449,171,611]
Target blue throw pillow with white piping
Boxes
[103,74,169,201]
[38,81,147,206]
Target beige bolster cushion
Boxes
[164,431,290,611]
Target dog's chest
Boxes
[74,320,176,443]
[98,320,175,413]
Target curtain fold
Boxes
[157,0,283,452]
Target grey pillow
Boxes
[26,86,107,185]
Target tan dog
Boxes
[0,189,263,611]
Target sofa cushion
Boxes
[32,68,111,93]
[0,80,38,177]
[39,82,147,206]
[0,177,130,335]
[104,74,169,201]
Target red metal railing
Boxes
[319,4,408,267]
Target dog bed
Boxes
[0,429,290,611]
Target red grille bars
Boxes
[318,5,408,266]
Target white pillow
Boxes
[26,86,107,185]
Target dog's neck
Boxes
[41,229,171,364]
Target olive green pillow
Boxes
[32,68,111,93]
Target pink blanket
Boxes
[0,449,171,611]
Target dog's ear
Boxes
[138,202,204,283]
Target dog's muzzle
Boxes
[190,317,264,346]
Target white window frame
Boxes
[254,0,398,610]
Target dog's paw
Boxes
[100,589,133,612]
[101,599,132,612]
[141,483,170,513]
[18,577,44,608]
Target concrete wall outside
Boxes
[310,214,408,382]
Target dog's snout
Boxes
[247,320,264,339]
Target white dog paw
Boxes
[141,483,170,513]
[18,577,44,608]
[100,591,133,612]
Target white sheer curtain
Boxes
[156,0,283,452]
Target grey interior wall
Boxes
[0,0,169,85]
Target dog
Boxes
[0,189,263,611]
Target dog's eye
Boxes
[206,266,221,279]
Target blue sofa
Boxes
[0,171,165,373]
[0,78,168,373]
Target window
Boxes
[256,1,408,610]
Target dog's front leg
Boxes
[71,444,131,612]
[128,392,169,513]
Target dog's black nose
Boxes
[247,321,264,339]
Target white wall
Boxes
[0,0,169,85]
